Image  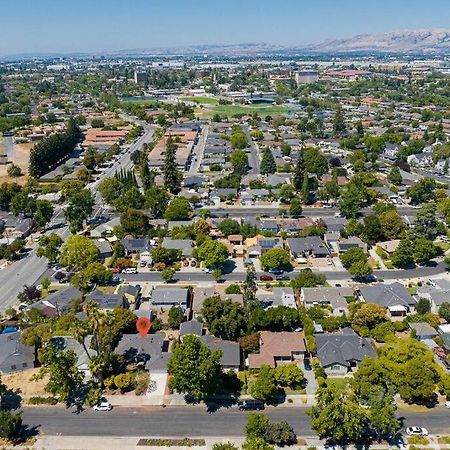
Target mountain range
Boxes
[2,29,450,60]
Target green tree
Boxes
[64,189,95,234]
[163,136,182,194]
[245,412,270,438]
[59,235,99,270]
[301,173,311,205]
[388,166,402,185]
[37,233,63,263]
[391,238,415,268]
[416,297,431,315]
[260,248,290,271]
[242,437,274,450]
[413,203,445,240]
[350,303,386,332]
[289,197,303,217]
[378,210,407,240]
[348,259,373,279]
[196,240,229,269]
[292,148,305,191]
[145,186,170,218]
[413,239,437,264]
[161,268,175,283]
[7,163,22,178]
[0,411,22,442]
[333,107,347,137]
[167,334,222,400]
[34,199,54,229]
[304,147,328,177]
[249,365,278,404]
[168,306,184,328]
[341,247,367,270]
[36,343,84,403]
[361,215,383,244]
[217,219,241,236]
[290,271,325,289]
[339,184,361,219]
[71,262,112,292]
[230,149,248,176]
[164,197,192,221]
[309,385,368,443]
[260,148,276,175]
[120,208,150,236]
[244,265,257,305]
[274,364,304,388]
[406,177,436,205]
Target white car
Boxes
[445,400,450,409]
[93,401,112,411]
[406,426,428,436]
[122,267,137,274]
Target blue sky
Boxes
[1,0,449,55]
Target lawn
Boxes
[211,104,288,116]
[407,285,418,295]
[326,377,348,391]
[436,241,450,253]
[180,96,218,105]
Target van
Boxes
[238,400,264,411]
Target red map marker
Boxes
[136,317,152,338]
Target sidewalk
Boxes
[30,435,450,450]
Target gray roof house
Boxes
[357,282,417,317]
[409,322,438,341]
[51,335,97,377]
[287,237,330,258]
[200,335,241,370]
[122,237,152,255]
[315,328,377,377]
[180,319,203,337]
[86,290,124,310]
[257,287,296,309]
[337,237,367,254]
[162,238,194,258]
[0,331,35,374]
[150,288,189,310]
[301,286,354,316]
[115,333,166,369]
[32,286,83,317]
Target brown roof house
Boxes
[248,331,306,369]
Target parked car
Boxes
[238,400,264,411]
[276,275,290,281]
[93,401,112,411]
[446,400,450,409]
[259,275,273,282]
[268,268,284,275]
[406,427,428,436]
[122,268,137,274]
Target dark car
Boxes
[238,400,265,411]
[259,275,273,282]
[276,275,290,281]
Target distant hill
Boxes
[302,29,450,54]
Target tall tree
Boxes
[64,189,95,234]
[163,136,181,194]
[301,173,310,205]
[167,334,222,400]
[292,148,305,191]
[260,148,276,175]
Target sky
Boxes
[1,0,450,55]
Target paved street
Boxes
[188,123,208,175]
[21,406,450,437]
[119,261,447,283]
[0,123,157,312]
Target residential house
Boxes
[287,237,330,259]
[200,335,241,371]
[357,282,417,317]
[257,236,283,254]
[248,331,306,369]
[115,333,167,369]
[407,153,432,168]
[94,239,113,260]
[0,331,35,374]
[301,286,354,316]
[409,322,438,341]
[180,319,203,337]
[315,328,377,377]
[150,287,189,310]
[122,237,152,256]
[119,284,141,308]
[376,240,401,255]
[337,237,367,254]
[51,336,97,378]
[259,219,278,234]
[257,287,297,309]
[30,286,83,317]
[191,286,217,314]
[86,290,124,310]
[162,238,194,258]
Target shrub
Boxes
[28,396,58,405]
[408,436,428,445]
[225,284,241,295]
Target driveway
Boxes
[302,359,318,395]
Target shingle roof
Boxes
[358,282,416,309]
[200,335,241,367]
[315,329,376,367]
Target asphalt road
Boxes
[21,406,450,437]
[205,206,418,218]
[0,123,157,313]
[119,261,447,284]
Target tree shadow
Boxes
[1,389,23,411]
[15,424,40,445]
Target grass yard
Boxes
[407,285,418,295]
[211,103,288,116]
[326,377,348,391]
[180,96,218,105]
[436,241,450,253]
